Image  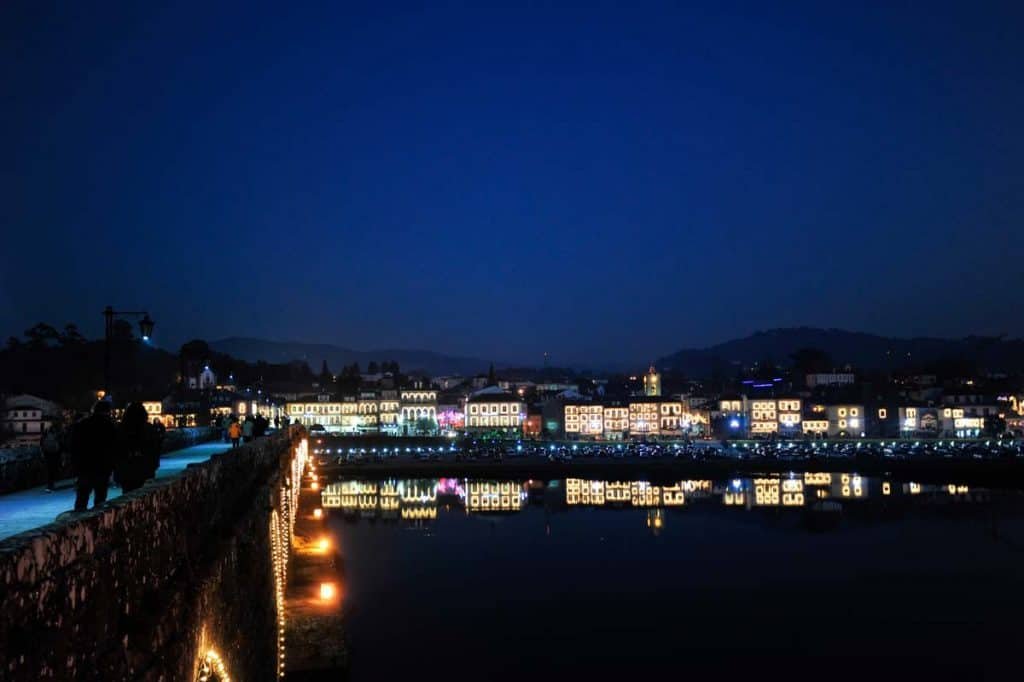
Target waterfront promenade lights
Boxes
[103,306,156,394]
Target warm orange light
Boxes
[311,481,319,491]
[319,582,337,600]
[311,473,318,482]
[313,508,323,519]
[318,537,329,551]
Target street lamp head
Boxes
[139,314,154,341]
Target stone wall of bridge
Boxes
[0,432,296,681]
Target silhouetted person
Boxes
[117,403,160,493]
[150,420,166,478]
[242,415,255,443]
[255,414,269,438]
[40,422,64,492]
[71,401,119,511]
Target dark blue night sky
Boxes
[2,1,1022,365]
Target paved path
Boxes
[0,442,230,540]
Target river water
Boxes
[321,475,1024,681]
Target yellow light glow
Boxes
[318,537,329,551]
[311,481,319,491]
[313,508,323,519]
[198,649,232,682]
[319,582,337,600]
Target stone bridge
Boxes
[0,432,302,681]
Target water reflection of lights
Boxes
[466,481,524,512]
[318,474,988,526]
[566,479,698,507]
[804,472,832,486]
[401,507,438,520]
[723,491,745,506]
[646,509,664,534]
[197,649,232,682]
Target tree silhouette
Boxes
[25,323,60,349]
[59,324,86,346]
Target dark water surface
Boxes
[322,476,1024,681]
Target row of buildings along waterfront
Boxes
[286,384,528,436]
[6,353,1024,445]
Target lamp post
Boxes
[103,306,155,395]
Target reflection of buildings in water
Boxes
[751,477,804,507]
[723,490,745,506]
[401,506,437,520]
[466,481,524,513]
[399,480,438,503]
[320,480,441,522]
[835,473,865,499]
[565,479,701,508]
[606,482,631,504]
[324,476,987,524]
[646,509,664,535]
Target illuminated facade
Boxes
[603,406,629,437]
[465,393,524,433]
[563,400,708,439]
[378,393,400,434]
[565,403,604,438]
[142,400,167,426]
[749,398,801,435]
[826,404,864,437]
[803,404,865,437]
[399,388,437,433]
[629,401,661,436]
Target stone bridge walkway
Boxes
[0,441,231,540]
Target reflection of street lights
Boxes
[103,306,155,394]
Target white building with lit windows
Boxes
[400,386,437,433]
[3,394,61,445]
[749,398,802,436]
[465,392,524,434]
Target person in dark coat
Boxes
[117,402,156,493]
[71,401,120,511]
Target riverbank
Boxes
[319,455,1024,488]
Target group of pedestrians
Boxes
[222,413,270,447]
[39,400,166,511]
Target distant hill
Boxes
[656,327,1024,377]
[209,337,495,376]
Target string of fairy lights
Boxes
[270,437,308,680]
